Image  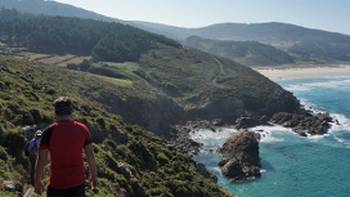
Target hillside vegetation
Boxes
[0,56,233,197]
[0,9,179,62]
[0,10,303,137]
[138,46,300,118]
[184,36,295,66]
[65,44,301,132]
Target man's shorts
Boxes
[47,184,85,197]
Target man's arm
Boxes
[34,149,49,195]
[24,141,30,156]
[84,144,97,189]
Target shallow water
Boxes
[192,76,350,197]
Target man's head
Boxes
[54,96,73,118]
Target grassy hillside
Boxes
[0,56,233,197]
[0,9,179,62]
[184,36,295,66]
[64,43,300,128]
[0,9,303,136]
[138,46,300,119]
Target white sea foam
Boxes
[299,99,323,113]
[333,136,350,149]
[329,113,350,132]
[299,99,350,148]
[190,99,350,149]
[190,127,236,142]
[210,167,222,174]
[190,124,291,147]
[285,85,312,92]
[285,78,350,92]
[300,99,350,132]
[250,125,290,144]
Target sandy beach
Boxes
[254,64,350,80]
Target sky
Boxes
[54,0,350,34]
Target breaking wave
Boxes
[284,77,350,92]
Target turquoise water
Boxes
[192,76,350,197]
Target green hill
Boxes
[0,56,233,197]
[0,9,301,131]
[184,36,295,66]
[0,9,179,63]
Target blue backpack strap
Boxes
[29,138,39,155]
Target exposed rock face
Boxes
[235,115,269,129]
[92,90,185,138]
[170,123,204,155]
[270,110,332,136]
[218,131,261,182]
[234,110,333,137]
[115,162,151,197]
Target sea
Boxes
[191,76,350,197]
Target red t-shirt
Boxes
[40,120,92,189]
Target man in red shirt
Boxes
[35,96,97,197]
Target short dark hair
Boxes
[54,96,73,116]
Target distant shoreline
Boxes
[254,64,350,80]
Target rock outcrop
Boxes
[270,110,332,136]
[218,131,261,182]
[235,115,269,129]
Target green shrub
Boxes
[156,152,169,165]
[0,147,8,161]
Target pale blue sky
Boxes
[54,0,350,34]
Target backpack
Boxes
[26,138,40,156]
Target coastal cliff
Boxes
[0,10,332,138]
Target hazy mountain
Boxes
[184,36,295,66]
[130,21,193,40]
[135,22,350,63]
[2,0,350,63]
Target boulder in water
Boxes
[218,131,261,182]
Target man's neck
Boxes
[55,116,72,122]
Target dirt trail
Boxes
[215,58,225,76]
[212,58,228,88]
[23,186,35,197]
